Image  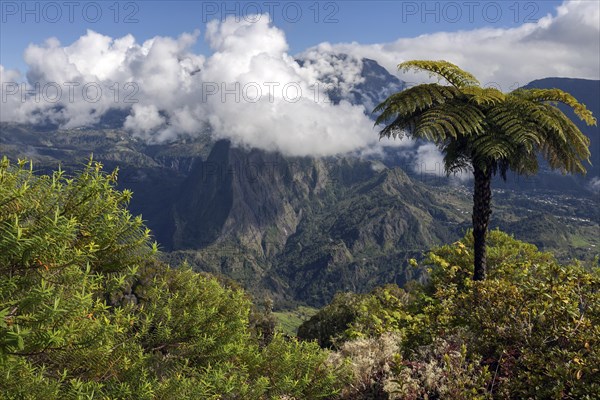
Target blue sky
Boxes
[1,0,563,71]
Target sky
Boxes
[0,1,566,71]
[0,0,599,161]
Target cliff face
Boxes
[162,139,469,306]
[173,140,329,251]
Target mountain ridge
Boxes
[1,57,598,306]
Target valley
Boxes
[1,60,598,309]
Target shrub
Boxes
[312,230,599,399]
[408,230,600,398]
[328,333,402,399]
[0,158,346,399]
[298,285,408,348]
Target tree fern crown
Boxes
[374,60,596,178]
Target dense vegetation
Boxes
[0,158,344,399]
[1,158,598,399]
[300,230,600,399]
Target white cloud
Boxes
[123,104,165,134]
[588,177,600,193]
[198,16,376,156]
[413,143,472,182]
[0,16,377,157]
[313,0,600,90]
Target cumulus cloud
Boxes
[312,0,600,90]
[588,177,600,193]
[0,17,376,157]
[124,104,165,134]
[198,17,375,156]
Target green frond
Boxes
[485,97,591,175]
[415,102,486,140]
[541,105,591,150]
[511,88,597,126]
[398,60,480,89]
[487,103,543,150]
[378,115,409,139]
[536,104,591,174]
[539,138,583,174]
[441,137,472,174]
[493,98,569,142]
[376,59,594,178]
[511,128,541,152]
[374,84,461,123]
[470,132,514,161]
[512,152,539,175]
[462,87,506,105]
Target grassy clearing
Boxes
[274,306,319,336]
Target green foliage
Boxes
[0,159,345,399]
[398,60,480,88]
[273,305,318,336]
[249,297,277,347]
[0,157,156,398]
[389,336,491,400]
[257,335,347,399]
[298,285,409,348]
[3,157,597,398]
[0,157,154,275]
[375,59,596,177]
[308,230,599,398]
[412,230,600,398]
[298,292,361,348]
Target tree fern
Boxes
[374,60,596,280]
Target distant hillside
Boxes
[164,139,469,306]
[1,63,598,307]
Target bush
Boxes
[298,285,408,348]
[311,230,600,399]
[0,157,155,398]
[413,230,600,398]
[328,333,402,399]
[389,334,490,400]
[0,158,346,399]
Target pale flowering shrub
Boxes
[390,335,491,400]
[328,333,490,399]
[328,333,402,399]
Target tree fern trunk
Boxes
[472,165,492,281]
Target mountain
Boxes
[309,55,406,112]
[164,139,469,306]
[1,57,598,307]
